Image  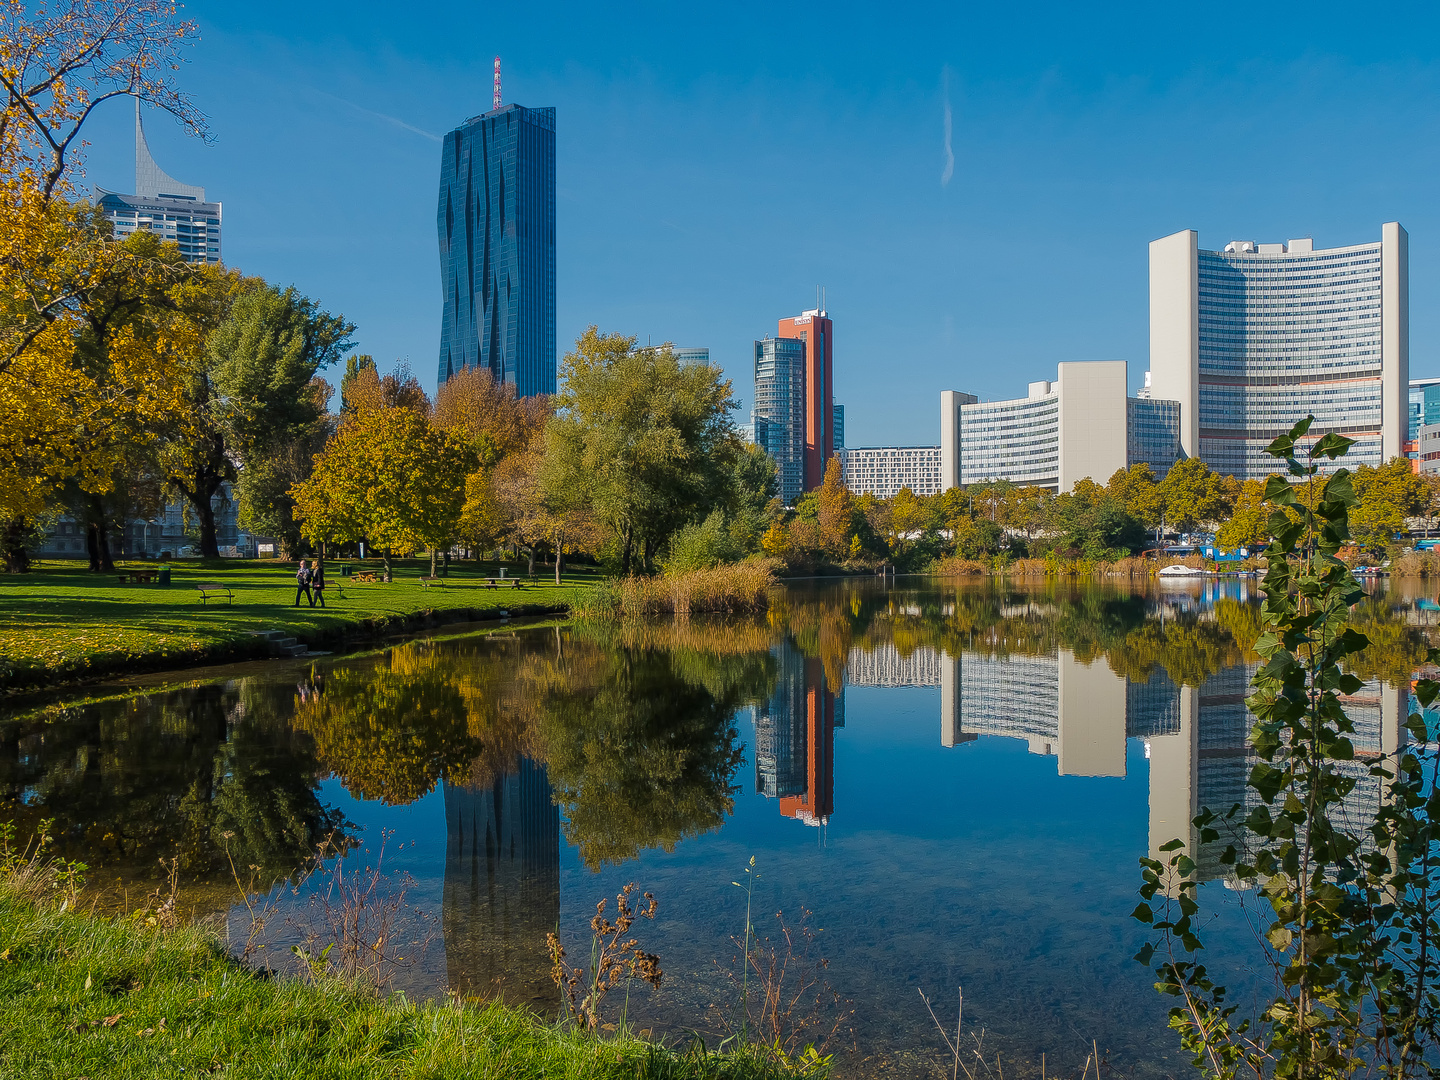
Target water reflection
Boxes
[443,759,559,1008]
[1,578,1433,1078]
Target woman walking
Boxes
[311,559,326,608]
[294,559,312,607]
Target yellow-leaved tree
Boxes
[292,406,476,581]
[0,0,210,570]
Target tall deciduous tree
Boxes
[544,329,737,574]
[168,281,354,557]
[292,406,475,581]
[0,1,207,569]
[1158,456,1232,534]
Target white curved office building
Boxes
[1150,225,1408,479]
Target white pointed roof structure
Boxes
[134,96,205,201]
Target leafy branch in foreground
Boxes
[1133,415,1440,1080]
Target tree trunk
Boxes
[382,549,393,583]
[96,519,114,572]
[193,495,219,559]
[430,548,438,579]
[527,544,535,577]
[86,522,100,572]
[621,525,633,576]
[555,544,564,585]
[442,550,450,577]
[2,517,31,573]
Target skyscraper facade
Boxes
[751,337,808,506]
[97,98,221,265]
[777,307,834,490]
[437,103,556,397]
[1150,226,1409,479]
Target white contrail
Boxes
[941,67,955,187]
[310,87,442,143]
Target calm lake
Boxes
[3,577,1434,1078]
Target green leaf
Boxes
[1131,903,1154,924]
[1133,943,1156,965]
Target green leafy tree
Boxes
[166,281,354,557]
[544,329,737,574]
[1134,416,1440,1079]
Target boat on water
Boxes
[1157,563,1209,578]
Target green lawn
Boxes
[0,889,814,1079]
[0,557,596,691]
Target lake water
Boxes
[2,577,1433,1078]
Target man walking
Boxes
[294,559,313,607]
[311,559,327,608]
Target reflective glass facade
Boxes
[752,338,807,506]
[960,392,1061,488]
[437,104,556,397]
[1126,398,1182,480]
[1196,243,1385,477]
[1410,379,1440,444]
[833,404,845,450]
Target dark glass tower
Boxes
[437,104,556,397]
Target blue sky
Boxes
[77,1,1440,448]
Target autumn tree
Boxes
[0,1,208,568]
[1157,456,1231,533]
[292,406,476,581]
[1350,457,1429,551]
[1216,477,1271,550]
[816,456,854,558]
[1106,463,1164,539]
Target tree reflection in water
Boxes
[1,578,1431,1025]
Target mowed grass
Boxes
[0,557,596,690]
[0,890,811,1080]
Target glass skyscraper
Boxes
[437,103,556,397]
[97,97,221,265]
[1150,226,1409,479]
[751,337,808,506]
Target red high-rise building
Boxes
[776,307,833,492]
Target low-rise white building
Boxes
[942,360,1181,491]
[838,445,943,498]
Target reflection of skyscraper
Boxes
[752,644,842,827]
[442,758,559,1007]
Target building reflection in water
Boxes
[442,758,560,1008]
[752,644,842,827]
[757,636,1407,882]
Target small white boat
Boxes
[1158,563,1208,578]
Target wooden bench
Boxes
[420,576,446,588]
[195,584,233,606]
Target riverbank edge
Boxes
[1,599,572,695]
[0,888,810,1079]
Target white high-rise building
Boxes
[838,445,943,497]
[1149,226,1408,478]
[940,361,1180,492]
[96,97,221,265]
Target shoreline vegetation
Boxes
[5,550,1435,694]
[0,880,809,1079]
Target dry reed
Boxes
[579,559,779,617]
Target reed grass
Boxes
[576,560,779,618]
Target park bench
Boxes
[195,584,233,606]
[510,579,525,589]
[420,576,446,588]
[116,568,158,584]
[483,578,498,590]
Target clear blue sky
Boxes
[77,1,1440,448]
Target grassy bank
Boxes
[0,558,594,691]
[0,886,809,1079]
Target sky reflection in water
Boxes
[2,577,1432,1078]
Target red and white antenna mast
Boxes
[493,57,502,111]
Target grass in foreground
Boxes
[0,557,596,690]
[0,887,813,1080]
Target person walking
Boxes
[310,559,327,608]
[294,559,313,607]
